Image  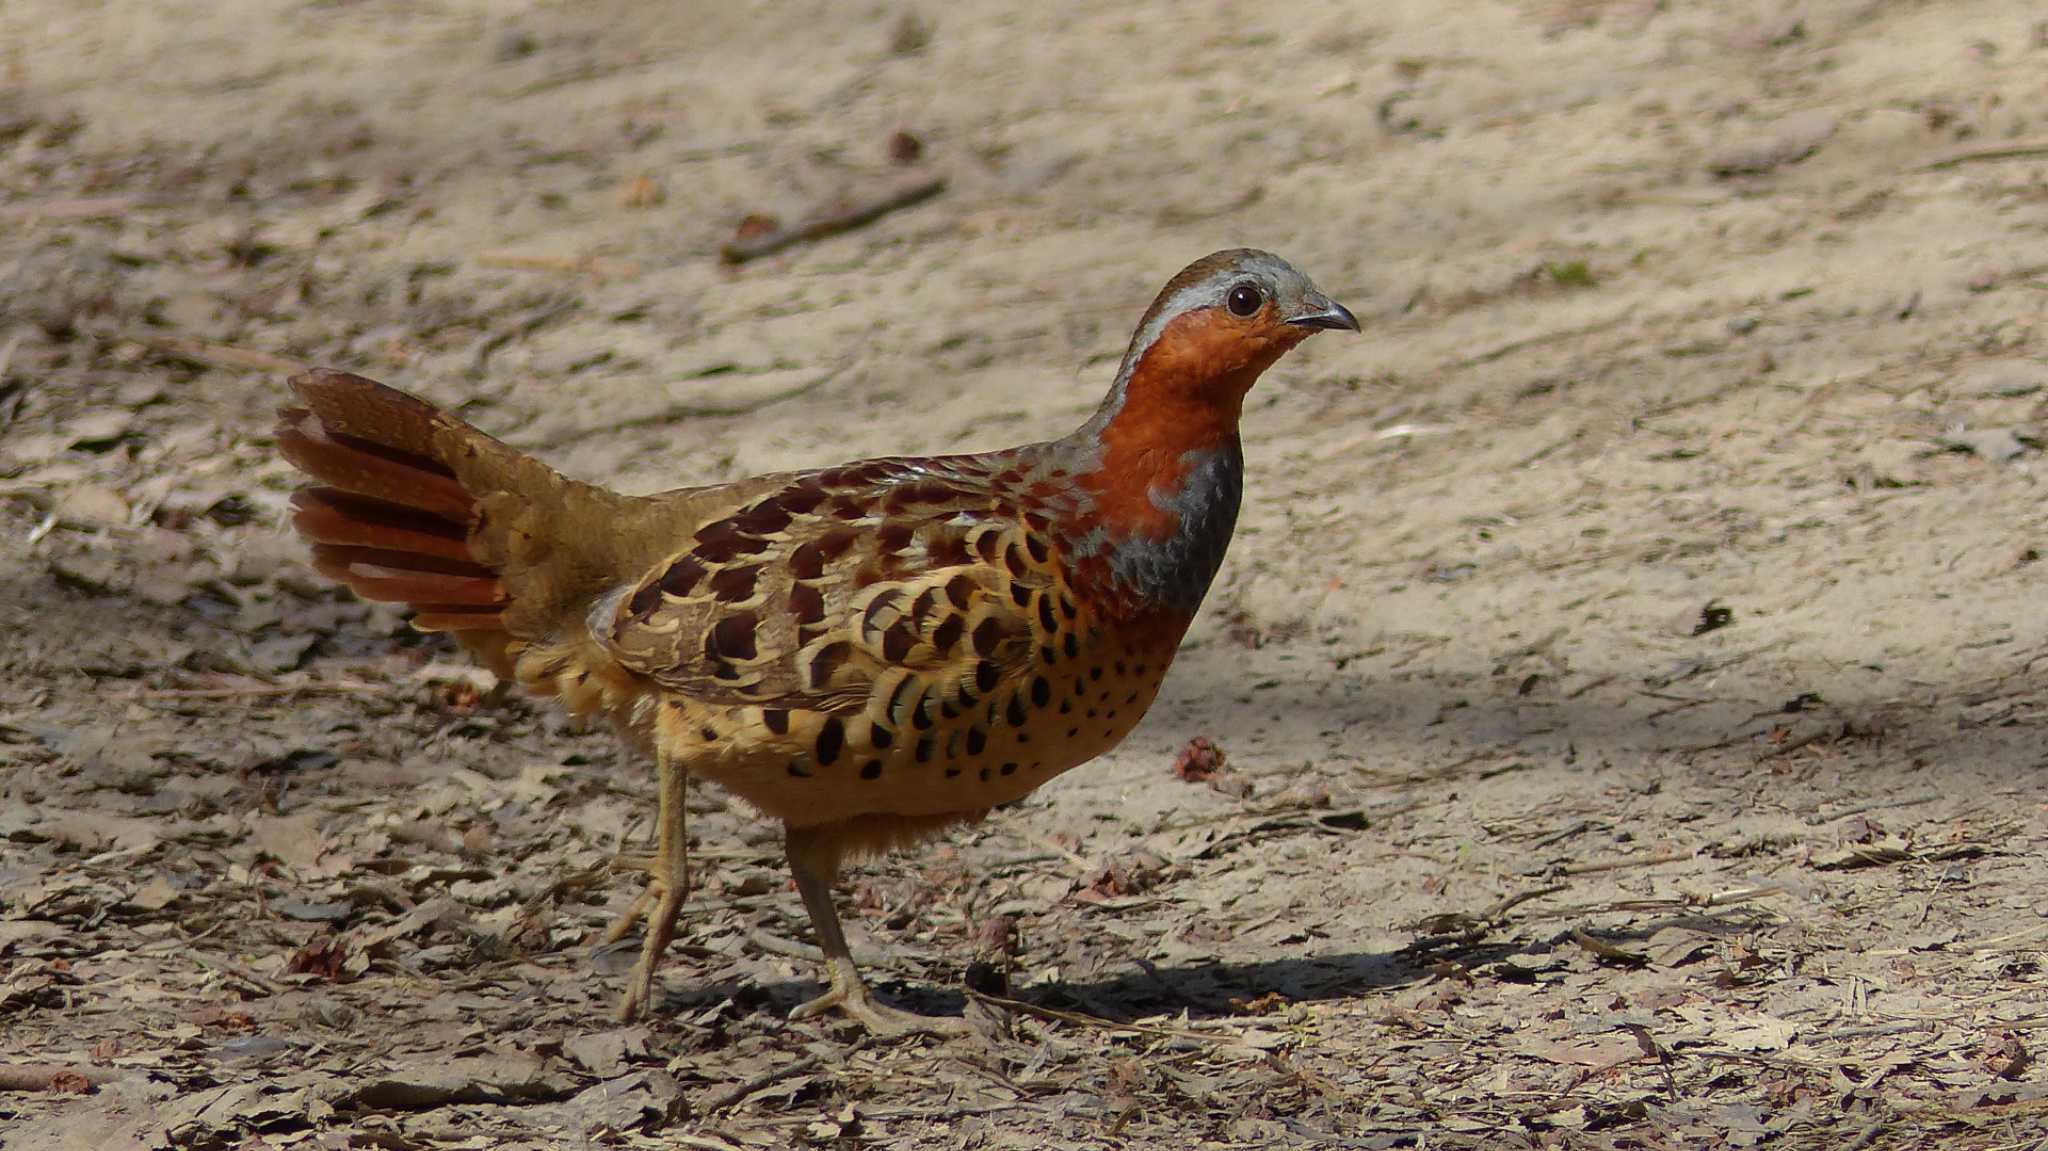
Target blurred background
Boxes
[3,1,2047,1146]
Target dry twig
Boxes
[1916,140,2048,172]
[124,333,307,376]
[965,989,1249,1045]
[700,1054,828,1113]
[720,177,946,265]
[0,1064,124,1092]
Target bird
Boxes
[275,248,1359,1036]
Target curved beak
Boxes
[1284,293,1361,333]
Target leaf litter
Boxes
[7,2,2048,1148]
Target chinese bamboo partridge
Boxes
[277,248,1358,1035]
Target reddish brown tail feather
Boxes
[277,373,509,633]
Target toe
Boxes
[856,1005,975,1040]
[599,887,658,946]
[788,989,844,1022]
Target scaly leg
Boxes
[598,869,657,947]
[784,825,974,1039]
[614,743,688,1022]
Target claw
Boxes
[614,875,687,1022]
[599,883,659,947]
[606,752,691,1023]
[791,955,975,1039]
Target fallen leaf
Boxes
[285,935,356,983]
[160,1083,330,1140]
[53,484,130,528]
[1645,926,1716,968]
[124,877,180,912]
[36,812,163,854]
[1812,839,1912,870]
[1719,1015,1798,1053]
[245,812,335,876]
[1708,112,1835,177]
[564,1027,652,1078]
[0,921,65,954]
[1942,426,2037,462]
[1172,736,1226,782]
[272,897,354,923]
[1522,1031,1648,1070]
[338,1052,577,1109]
[564,1070,684,1134]
[63,410,134,451]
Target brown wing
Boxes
[601,456,1069,728]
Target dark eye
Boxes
[1226,283,1263,317]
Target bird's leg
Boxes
[600,836,676,942]
[598,883,657,945]
[784,825,974,1039]
[613,742,689,1022]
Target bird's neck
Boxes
[1053,311,1292,617]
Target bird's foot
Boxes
[600,850,689,1021]
[790,978,975,1039]
[612,878,687,1023]
[598,874,661,947]
[608,850,658,876]
[600,844,694,945]
[614,961,656,1024]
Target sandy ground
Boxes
[4,0,2048,1147]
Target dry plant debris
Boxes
[6,1,2048,1147]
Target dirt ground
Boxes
[4,1,2048,1147]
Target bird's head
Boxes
[1050,250,1358,617]
[1076,247,1359,455]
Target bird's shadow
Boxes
[668,904,1770,1029]
[655,942,1501,1029]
